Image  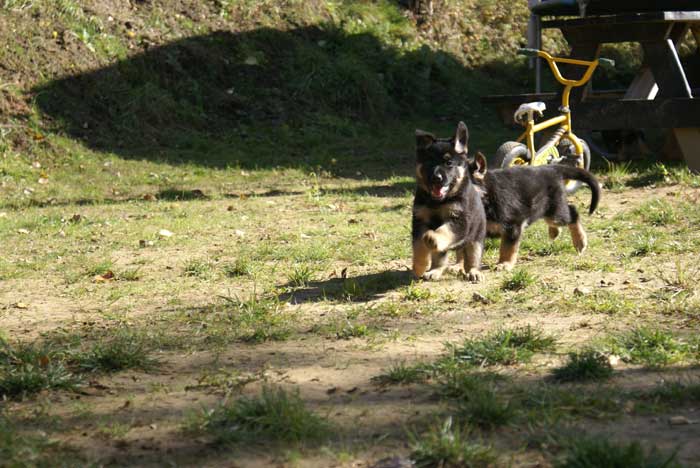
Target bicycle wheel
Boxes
[493,141,530,168]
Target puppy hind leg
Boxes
[567,205,588,254]
[496,224,522,271]
[545,218,561,240]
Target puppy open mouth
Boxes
[430,184,450,200]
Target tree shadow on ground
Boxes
[32,25,509,177]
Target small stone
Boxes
[574,286,591,296]
[472,292,490,304]
[608,355,621,366]
[158,229,173,238]
[669,416,692,425]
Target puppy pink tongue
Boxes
[432,185,448,198]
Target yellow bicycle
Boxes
[493,48,614,191]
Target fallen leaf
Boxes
[158,229,173,238]
[472,292,490,304]
[17,228,30,235]
[32,161,41,169]
[38,177,49,185]
[39,355,50,368]
[94,271,115,283]
[574,286,591,296]
[14,302,29,309]
[234,229,245,238]
[669,416,694,426]
[142,194,157,201]
[69,214,82,223]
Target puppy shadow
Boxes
[279,269,413,304]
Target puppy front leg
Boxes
[424,251,449,281]
[447,249,466,275]
[462,241,484,282]
[412,238,431,278]
[422,224,457,252]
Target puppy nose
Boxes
[433,169,445,183]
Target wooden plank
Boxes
[641,31,693,98]
[560,22,672,44]
[577,1,700,17]
[672,128,700,173]
[543,11,700,29]
[572,99,700,130]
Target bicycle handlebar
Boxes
[517,48,539,57]
[517,48,615,68]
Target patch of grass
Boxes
[609,327,690,367]
[288,264,314,287]
[452,377,514,429]
[0,414,83,466]
[404,282,432,301]
[602,161,632,191]
[629,231,662,257]
[73,328,156,372]
[571,290,637,315]
[216,293,292,343]
[552,349,613,383]
[118,267,141,281]
[0,341,78,399]
[634,199,678,226]
[222,258,252,277]
[445,325,556,368]
[194,385,330,444]
[501,269,536,291]
[85,259,113,277]
[183,258,213,277]
[373,361,429,386]
[409,418,496,468]
[556,436,681,468]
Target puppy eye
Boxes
[445,159,454,167]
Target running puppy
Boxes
[412,122,486,282]
[470,152,600,271]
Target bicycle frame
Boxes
[514,50,600,164]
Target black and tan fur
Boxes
[468,152,600,271]
[412,122,486,282]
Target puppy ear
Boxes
[415,130,436,149]
[474,151,487,174]
[454,121,469,154]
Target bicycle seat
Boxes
[514,102,546,123]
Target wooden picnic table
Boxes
[483,7,700,172]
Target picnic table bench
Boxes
[482,1,700,172]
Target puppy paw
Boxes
[423,269,444,281]
[572,234,588,254]
[464,268,484,283]
[495,262,515,272]
[422,231,448,252]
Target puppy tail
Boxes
[556,166,601,214]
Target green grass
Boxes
[222,258,252,278]
[556,436,681,468]
[552,350,613,383]
[183,259,213,278]
[213,293,293,343]
[445,325,556,368]
[194,385,330,444]
[0,414,83,466]
[409,418,496,468]
[0,341,78,399]
[288,264,314,287]
[72,328,156,373]
[601,161,632,191]
[608,327,692,367]
[373,361,429,386]
[501,269,537,291]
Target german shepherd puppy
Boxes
[412,122,486,282]
[469,152,600,271]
